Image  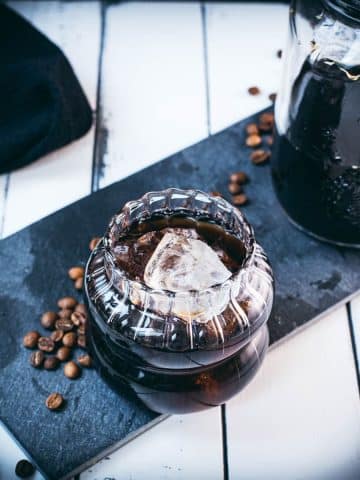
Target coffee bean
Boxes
[68,266,85,280]
[38,337,55,353]
[50,329,64,343]
[250,149,271,165]
[228,182,242,195]
[258,112,274,132]
[74,276,84,290]
[277,49,282,58]
[210,191,222,198]
[245,134,262,148]
[77,324,86,336]
[259,112,274,124]
[55,318,74,332]
[75,303,87,316]
[44,356,60,370]
[23,331,40,349]
[15,459,35,478]
[229,171,248,185]
[232,193,248,206]
[266,136,274,146]
[77,335,87,349]
[30,350,44,368]
[89,237,101,251]
[56,346,72,362]
[245,123,259,136]
[40,311,58,330]
[71,311,86,327]
[269,92,277,103]
[57,308,73,319]
[46,392,64,411]
[62,332,77,348]
[64,361,81,379]
[78,354,92,368]
[57,296,77,309]
[248,86,260,95]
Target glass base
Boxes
[285,212,360,249]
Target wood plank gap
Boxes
[91,0,107,193]
[346,302,360,395]
[201,3,211,137]
[0,174,10,239]
[221,404,230,480]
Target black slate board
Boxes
[1,109,359,480]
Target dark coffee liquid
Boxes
[110,212,247,281]
[272,58,360,246]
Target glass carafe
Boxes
[272,0,360,247]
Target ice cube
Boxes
[144,231,231,292]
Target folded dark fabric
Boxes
[0,5,92,174]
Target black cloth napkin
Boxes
[0,5,92,174]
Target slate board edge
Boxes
[0,414,168,480]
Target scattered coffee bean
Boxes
[248,86,260,95]
[277,49,282,58]
[38,337,55,353]
[246,134,262,148]
[57,296,77,310]
[89,237,101,251]
[210,191,222,198]
[78,354,92,368]
[55,318,74,332]
[68,266,85,280]
[229,171,248,185]
[64,361,81,379]
[46,392,64,411]
[15,459,35,478]
[71,311,86,327]
[245,123,259,136]
[23,331,40,349]
[40,311,58,330]
[30,350,44,368]
[232,193,248,206]
[269,92,277,103]
[50,329,64,343]
[258,112,274,132]
[228,182,242,195]
[266,136,274,146]
[77,335,87,349]
[75,303,87,316]
[56,346,72,362]
[57,308,73,319]
[44,356,60,371]
[250,149,271,165]
[77,324,86,336]
[74,276,84,290]
[62,332,77,348]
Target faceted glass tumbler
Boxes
[85,188,274,414]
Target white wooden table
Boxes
[1,3,359,479]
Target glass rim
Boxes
[102,188,256,298]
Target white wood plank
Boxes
[226,307,360,480]
[1,1,101,238]
[206,2,289,134]
[0,425,45,480]
[350,295,360,375]
[98,1,208,189]
[81,408,223,480]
